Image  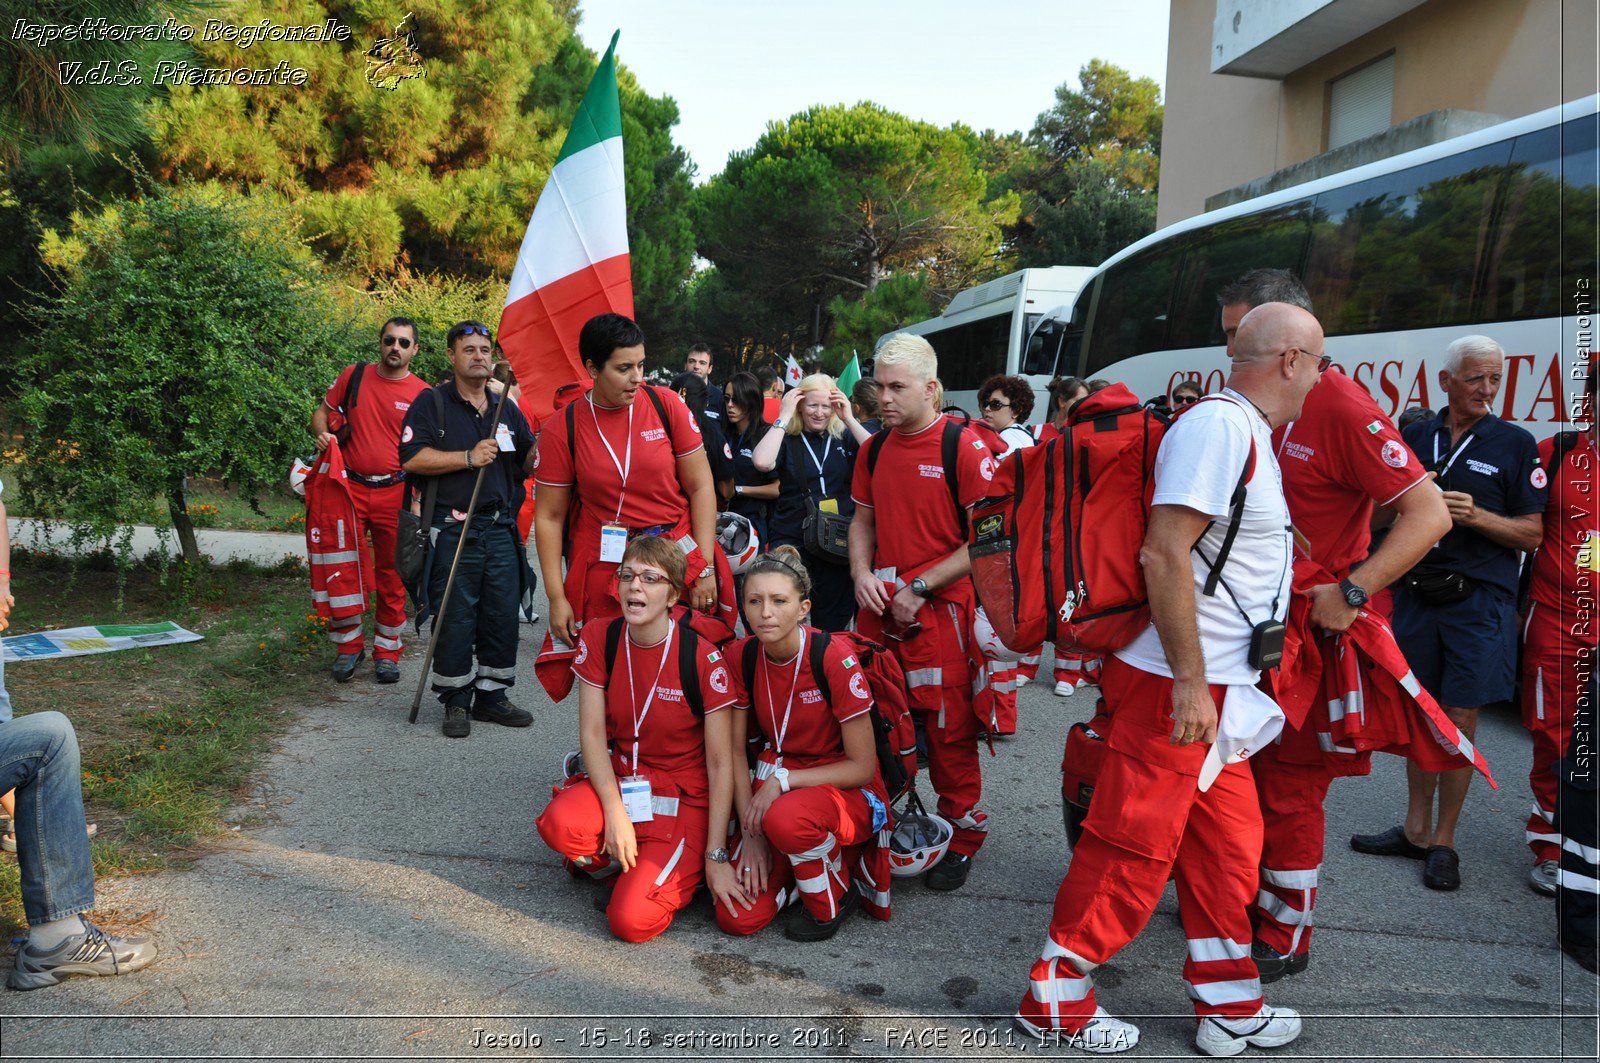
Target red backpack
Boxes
[740,630,918,802]
[968,384,1254,656]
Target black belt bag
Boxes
[802,500,851,564]
[1402,569,1477,606]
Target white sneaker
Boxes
[1016,674,1030,688]
[1015,1007,1140,1054]
[1054,680,1076,697]
[1529,859,1560,896]
[1195,1006,1302,1057]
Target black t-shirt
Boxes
[771,430,856,543]
[398,380,536,517]
[728,419,777,524]
[1402,412,1547,597]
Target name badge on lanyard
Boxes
[495,422,514,452]
[618,776,654,822]
[600,523,628,563]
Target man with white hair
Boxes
[850,333,994,891]
[1352,335,1546,891]
[1015,303,1321,1056]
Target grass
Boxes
[0,549,332,940]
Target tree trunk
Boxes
[865,253,882,293]
[168,486,200,566]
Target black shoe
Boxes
[1251,939,1310,984]
[1350,825,1428,860]
[331,650,365,682]
[783,881,859,942]
[374,660,400,684]
[924,852,973,891]
[472,693,533,728]
[1423,845,1461,890]
[441,705,471,738]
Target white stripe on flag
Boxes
[506,138,629,303]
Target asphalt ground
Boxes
[1,573,1596,1062]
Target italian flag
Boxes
[500,30,631,422]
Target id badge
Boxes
[600,523,628,563]
[819,498,839,514]
[495,422,514,452]
[619,775,654,823]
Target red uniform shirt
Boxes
[850,415,995,574]
[1530,431,1597,614]
[729,629,874,772]
[573,620,736,803]
[1272,370,1429,577]
[535,386,704,541]
[323,365,430,477]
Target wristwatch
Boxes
[910,577,931,599]
[1338,577,1370,608]
[706,847,730,864]
[772,766,791,793]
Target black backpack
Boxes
[602,611,708,716]
[331,363,367,446]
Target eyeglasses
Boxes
[1282,347,1332,374]
[1173,394,1199,406]
[616,568,671,587]
[381,335,413,349]
[982,399,1010,412]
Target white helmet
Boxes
[973,606,1027,663]
[716,511,761,574]
[288,455,314,497]
[888,797,953,877]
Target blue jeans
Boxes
[426,513,521,707]
[0,712,95,924]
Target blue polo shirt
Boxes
[398,380,536,517]
[1402,411,1546,598]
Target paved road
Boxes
[1,578,1595,1061]
[6,520,306,566]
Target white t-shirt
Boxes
[997,424,1035,457]
[1116,390,1293,686]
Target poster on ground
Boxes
[3,622,204,664]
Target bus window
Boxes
[925,313,1011,391]
[1084,241,1183,376]
[1166,204,1313,350]
[1023,319,1062,375]
[1482,116,1598,323]
[1307,139,1514,335]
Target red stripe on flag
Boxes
[500,253,633,423]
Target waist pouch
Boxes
[802,500,852,564]
[1402,569,1476,606]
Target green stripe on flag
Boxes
[837,353,861,395]
[555,30,623,164]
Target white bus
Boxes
[876,265,1095,421]
[1027,95,1597,440]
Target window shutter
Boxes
[1328,54,1395,151]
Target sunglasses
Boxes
[450,324,493,342]
[381,335,413,349]
[616,568,671,587]
[1281,347,1332,374]
[1174,394,1199,406]
[884,618,924,642]
[982,399,1010,412]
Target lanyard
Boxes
[801,434,833,498]
[623,619,674,774]
[759,628,807,762]
[589,398,633,522]
[1432,429,1475,485]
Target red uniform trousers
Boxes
[1017,653,1042,683]
[978,658,1021,736]
[1051,647,1102,691]
[1522,600,1588,864]
[326,480,408,662]
[716,782,876,935]
[1019,658,1263,1033]
[535,776,707,944]
[859,596,989,856]
[1250,725,1345,958]
[1252,587,1384,956]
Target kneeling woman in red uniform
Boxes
[535,537,739,943]
[709,546,892,942]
